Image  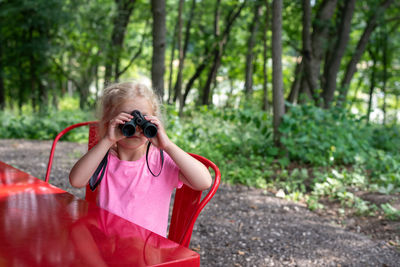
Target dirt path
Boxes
[0,139,399,266]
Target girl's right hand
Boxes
[105,112,133,143]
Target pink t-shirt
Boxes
[97,146,183,237]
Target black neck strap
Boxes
[146,142,164,177]
[89,150,109,191]
[89,143,164,191]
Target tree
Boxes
[320,0,356,108]
[339,0,395,104]
[167,22,177,104]
[262,0,270,111]
[201,0,245,105]
[174,0,197,114]
[287,0,338,104]
[272,0,284,145]
[104,0,136,85]
[0,22,4,110]
[244,0,263,98]
[301,0,316,100]
[1,0,399,119]
[173,0,184,113]
[54,0,112,109]
[366,46,378,123]
[1,0,67,112]
[151,0,166,99]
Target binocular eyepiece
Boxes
[119,110,158,138]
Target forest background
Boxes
[0,0,400,221]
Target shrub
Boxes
[0,109,94,142]
[165,105,274,187]
[279,104,370,166]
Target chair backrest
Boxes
[46,122,221,247]
[45,121,98,183]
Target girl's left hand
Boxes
[144,115,172,150]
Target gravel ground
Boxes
[1,139,399,266]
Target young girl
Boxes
[69,81,212,237]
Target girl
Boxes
[69,81,212,237]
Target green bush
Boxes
[369,124,400,153]
[279,104,370,166]
[1,103,399,216]
[165,105,275,187]
[0,109,94,142]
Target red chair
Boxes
[45,122,221,247]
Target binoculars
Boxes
[119,110,158,138]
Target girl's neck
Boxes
[116,143,148,161]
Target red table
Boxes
[0,161,200,266]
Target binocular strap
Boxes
[89,151,109,192]
[146,142,164,177]
[89,143,164,192]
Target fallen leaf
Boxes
[237,250,245,255]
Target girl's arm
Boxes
[69,112,132,188]
[69,138,114,188]
[164,143,212,191]
[145,116,212,191]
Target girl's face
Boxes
[116,97,154,149]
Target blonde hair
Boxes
[98,81,161,138]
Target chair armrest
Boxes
[45,121,98,183]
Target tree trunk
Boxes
[298,72,312,103]
[38,79,48,114]
[184,2,244,104]
[321,0,356,108]
[175,0,197,114]
[201,1,245,105]
[244,0,263,98]
[309,0,338,99]
[0,34,4,110]
[201,0,221,105]
[287,58,303,104]
[78,72,93,109]
[151,0,166,99]
[349,74,363,110]
[339,0,394,102]
[29,26,37,112]
[301,0,317,100]
[272,0,284,146]
[54,56,95,109]
[202,51,221,105]
[52,80,59,110]
[367,48,377,123]
[396,95,399,124]
[167,22,178,104]
[18,67,24,112]
[289,0,337,105]
[116,33,146,80]
[173,0,184,110]
[382,27,388,125]
[262,0,270,111]
[104,0,135,85]
[225,76,235,108]
[183,60,208,105]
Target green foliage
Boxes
[280,104,370,166]
[1,103,399,220]
[0,108,94,142]
[165,105,274,188]
[381,203,400,221]
[364,150,400,194]
[309,168,377,216]
[1,0,69,110]
[275,105,400,217]
[369,124,400,153]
